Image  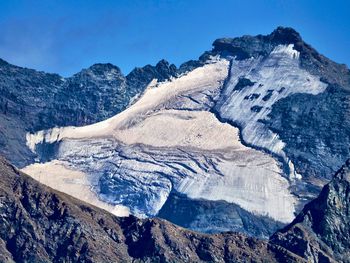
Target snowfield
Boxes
[23,46,326,226]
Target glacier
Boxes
[23,45,328,231]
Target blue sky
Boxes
[0,0,349,76]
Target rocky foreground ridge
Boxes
[0,156,349,262]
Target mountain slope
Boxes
[212,27,350,199]
[2,156,350,262]
[0,157,304,263]
[0,59,176,167]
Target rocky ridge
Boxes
[0,59,176,167]
[271,160,350,262]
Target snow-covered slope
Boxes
[22,160,130,217]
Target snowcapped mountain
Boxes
[2,27,350,238]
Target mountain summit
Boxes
[213,26,350,89]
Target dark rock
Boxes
[264,85,350,188]
[244,93,260,100]
[233,77,255,91]
[251,105,263,112]
[262,90,274,101]
[212,27,350,89]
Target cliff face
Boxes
[0,157,304,262]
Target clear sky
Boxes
[0,0,349,76]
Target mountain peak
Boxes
[155,58,171,67]
[86,63,123,75]
[212,26,303,59]
[212,27,350,89]
[268,26,302,45]
[127,59,177,84]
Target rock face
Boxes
[212,27,350,200]
[0,59,176,167]
[0,157,305,263]
[271,160,350,263]
[212,27,350,90]
[263,84,350,193]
